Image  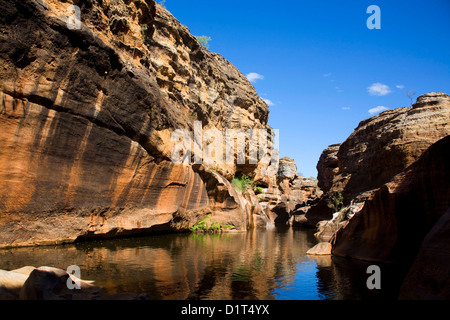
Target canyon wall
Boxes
[309,92,450,298]
[305,92,450,226]
[332,135,450,263]
[0,0,276,247]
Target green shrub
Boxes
[190,215,209,232]
[231,174,254,193]
[330,192,344,212]
[195,35,211,49]
[255,186,264,194]
[189,214,234,232]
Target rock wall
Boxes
[257,157,322,225]
[316,143,340,194]
[399,208,450,300]
[332,136,450,263]
[0,0,273,247]
[336,92,450,199]
[306,92,450,226]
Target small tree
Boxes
[406,90,417,106]
[159,0,166,8]
[195,35,211,49]
[330,192,344,212]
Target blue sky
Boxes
[163,0,450,178]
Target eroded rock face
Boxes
[277,157,297,180]
[306,92,450,226]
[0,0,271,247]
[332,136,450,262]
[316,143,340,193]
[257,157,322,225]
[336,92,450,199]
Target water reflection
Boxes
[0,228,406,300]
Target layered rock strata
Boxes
[306,92,450,226]
[257,157,322,225]
[332,135,450,263]
[0,0,273,247]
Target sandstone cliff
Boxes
[0,0,274,247]
[316,143,340,194]
[305,92,450,226]
[256,157,322,226]
[332,135,450,263]
[336,92,450,198]
[307,93,450,298]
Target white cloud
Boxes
[367,82,392,96]
[368,106,389,115]
[323,73,332,77]
[396,85,405,89]
[246,72,264,83]
[263,98,275,107]
[342,107,351,110]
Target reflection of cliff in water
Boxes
[0,228,406,300]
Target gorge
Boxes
[0,0,449,300]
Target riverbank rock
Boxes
[337,92,450,199]
[1,265,149,300]
[0,0,274,247]
[0,270,29,299]
[306,242,332,255]
[20,266,102,300]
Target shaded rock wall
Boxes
[332,136,450,262]
[399,208,450,300]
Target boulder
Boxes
[20,266,102,300]
[0,270,29,299]
[254,157,322,226]
[277,157,297,180]
[306,242,332,255]
[11,266,36,276]
[2,265,148,300]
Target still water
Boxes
[0,227,406,300]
